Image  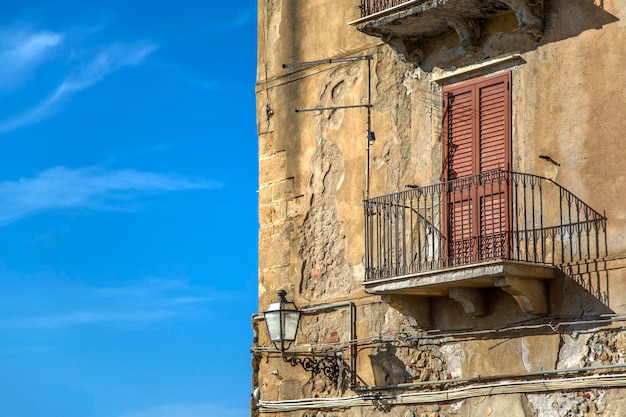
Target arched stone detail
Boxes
[447,16,480,51]
[499,0,544,40]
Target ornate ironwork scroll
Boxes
[283,353,344,386]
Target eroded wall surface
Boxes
[254,0,626,415]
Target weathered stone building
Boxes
[252,1,626,416]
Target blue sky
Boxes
[0,2,257,417]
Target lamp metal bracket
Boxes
[283,352,345,387]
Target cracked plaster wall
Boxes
[298,65,361,301]
[255,0,626,416]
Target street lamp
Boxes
[262,290,348,387]
[264,289,301,352]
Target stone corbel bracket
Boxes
[500,0,545,40]
[381,34,423,64]
[447,16,480,51]
[449,287,487,316]
[495,276,548,315]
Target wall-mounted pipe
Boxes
[301,301,357,389]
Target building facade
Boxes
[252,1,626,416]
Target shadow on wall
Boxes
[417,271,615,333]
[418,0,619,71]
[550,267,613,317]
[369,343,412,386]
[543,0,619,42]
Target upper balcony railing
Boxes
[359,0,414,18]
[364,169,608,282]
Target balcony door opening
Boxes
[442,72,512,266]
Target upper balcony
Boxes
[351,0,544,62]
[363,169,607,316]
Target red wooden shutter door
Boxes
[478,75,510,260]
[443,73,511,266]
[444,86,476,265]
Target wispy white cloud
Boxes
[57,42,158,96]
[1,278,237,330]
[0,166,219,225]
[117,402,248,417]
[0,26,63,89]
[0,41,158,134]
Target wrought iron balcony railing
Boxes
[359,0,414,17]
[364,169,608,282]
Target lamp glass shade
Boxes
[281,310,300,342]
[264,291,301,349]
[265,304,283,342]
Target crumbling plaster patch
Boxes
[557,333,592,369]
[297,64,363,301]
[527,390,606,417]
[554,329,626,375]
[585,330,626,367]
[298,137,352,301]
[440,343,464,379]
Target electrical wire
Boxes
[256,372,626,412]
[252,314,626,354]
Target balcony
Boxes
[363,170,607,315]
[351,0,544,62]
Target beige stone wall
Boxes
[254,0,626,415]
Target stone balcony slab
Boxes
[351,0,543,62]
[365,260,555,315]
